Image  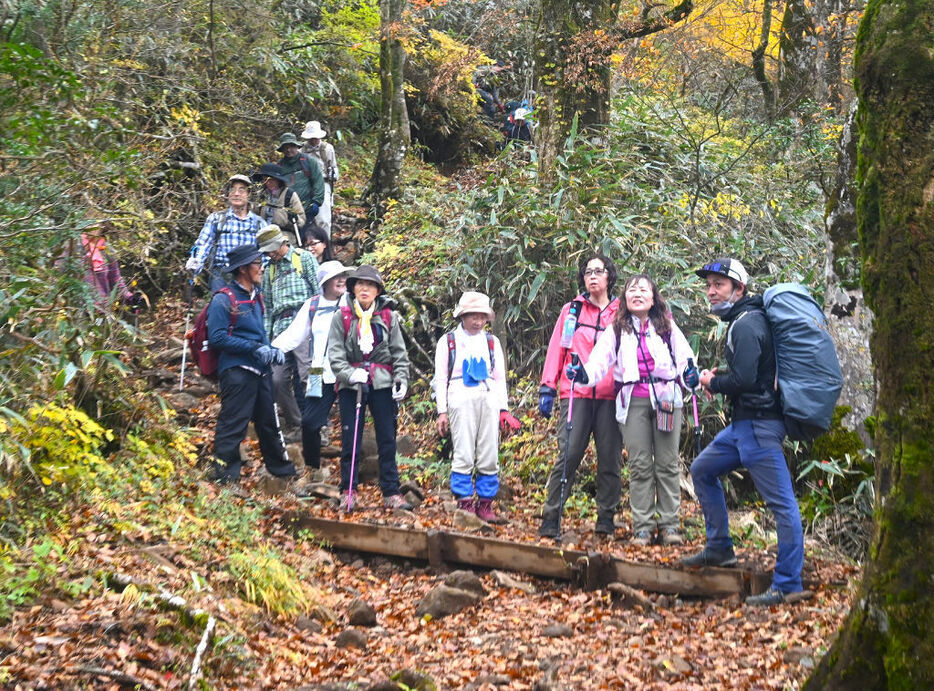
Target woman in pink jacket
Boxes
[569,274,696,546]
[538,253,622,538]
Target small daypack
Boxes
[187,288,263,380]
[446,331,496,381]
[762,283,843,441]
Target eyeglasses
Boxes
[250,259,263,266]
[308,240,325,246]
[583,268,607,277]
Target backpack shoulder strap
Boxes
[215,287,239,333]
[340,304,353,335]
[486,332,496,373]
[446,331,456,379]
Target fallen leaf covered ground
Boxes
[0,302,860,690]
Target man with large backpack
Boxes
[276,132,325,229]
[681,258,804,607]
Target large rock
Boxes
[347,598,377,627]
[444,570,486,597]
[415,584,481,619]
[335,628,367,649]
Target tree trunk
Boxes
[752,0,776,120]
[777,0,816,113]
[805,0,934,687]
[368,0,410,218]
[532,0,616,179]
[532,0,693,179]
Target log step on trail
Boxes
[284,514,772,597]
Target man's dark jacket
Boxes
[708,294,782,420]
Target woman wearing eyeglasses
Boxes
[538,252,622,538]
[303,222,334,263]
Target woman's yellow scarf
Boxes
[354,299,376,354]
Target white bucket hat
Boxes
[317,260,351,287]
[453,291,495,321]
[513,108,529,121]
[301,120,327,139]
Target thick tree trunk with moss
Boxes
[533,0,692,179]
[805,1,934,687]
[368,0,410,218]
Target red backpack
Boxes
[186,288,263,380]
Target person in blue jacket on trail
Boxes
[207,243,296,484]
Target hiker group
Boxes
[182,139,840,606]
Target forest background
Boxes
[3,0,929,687]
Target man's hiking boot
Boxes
[594,515,616,536]
[456,497,475,513]
[745,587,788,607]
[383,494,413,511]
[538,518,560,539]
[632,530,654,546]
[475,498,506,524]
[680,546,738,568]
[660,528,684,546]
[338,490,356,512]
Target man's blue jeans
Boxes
[689,418,803,593]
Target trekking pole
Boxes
[271,400,291,465]
[555,353,580,537]
[687,358,702,455]
[346,382,364,513]
[179,273,194,391]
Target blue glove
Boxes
[271,348,285,366]
[538,386,556,418]
[309,202,320,217]
[683,362,700,389]
[255,345,276,366]
[565,362,588,384]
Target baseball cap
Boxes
[695,258,749,285]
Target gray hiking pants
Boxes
[621,396,683,533]
[541,397,622,521]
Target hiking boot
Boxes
[632,530,654,546]
[745,587,788,607]
[538,518,560,539]
[456,497,476,513]
[338,490,356,512]
[680,546,738,568]
[475,498,506,524]
[594,515,616,535]
[660,528,684,546]
[383,494,413,511]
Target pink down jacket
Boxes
[540,294,619,400]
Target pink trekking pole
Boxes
[346,382,364,513]
[555,353,580,537]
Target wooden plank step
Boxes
[285,514,766,597]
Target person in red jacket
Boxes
[538,252,622,538]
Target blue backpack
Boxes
[762,283,843,442]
